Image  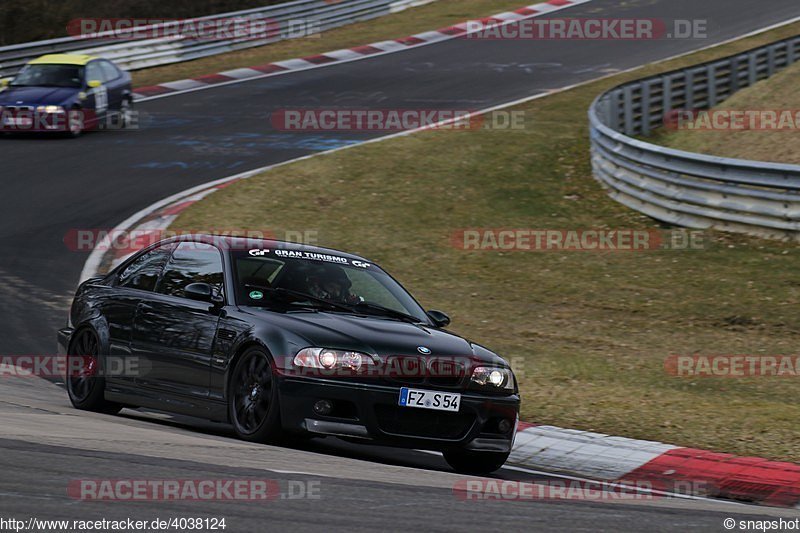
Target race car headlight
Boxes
[35,105,64,114]
[294,347,375,371]
[470,366,514,391]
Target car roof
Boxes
[28,54,96,66]
[163,234,374,263]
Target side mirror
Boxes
[426,310,451,328]
[184,283,224,305]
[87,80,102,89]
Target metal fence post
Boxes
[706,64,717,108]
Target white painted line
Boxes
[367,40,411,52]
[271,58,316,70]
[529,2,566,13]
[217,67,263,79]
[409,30,448,42]
[492,12,527,21]
[322,49,367,61]
[158,79,208,91]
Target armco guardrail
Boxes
[589,35,800,240]
[0,0,431,77]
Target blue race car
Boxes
[0,54,133,136]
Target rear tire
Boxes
[229,347,284,444]
[66,328,122,415]
[120,98,133,129]
[443,449,510,475]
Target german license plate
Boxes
[398,387,460,412]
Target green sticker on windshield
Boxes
[249,290,264,300]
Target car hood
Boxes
[248,308,506,365]
[0,86,78,106]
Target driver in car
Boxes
[307,265,362,305]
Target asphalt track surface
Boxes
[2,0,800,529]
[2,376,798,532]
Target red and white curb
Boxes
[132,0,593,101]
[511,423,800,508]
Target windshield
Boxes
[233,249,429,323]
[11,64,84,88]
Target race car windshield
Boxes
[233,251,430,323]
[11,64,84,88]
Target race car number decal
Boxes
[93,85,108,113]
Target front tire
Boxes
[229,347,284,443]
[66,328,121,415]
[443,449,510,475]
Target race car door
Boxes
[84,60,109,119]
[103,241,175,389]
[130,241,225,402]
[97,59,126,112]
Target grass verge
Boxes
[649,60,800,164]
[132,0,531,88]
[172,21,800,461]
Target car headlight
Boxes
[470,366,515,391]
[293,347,376,372]
[35,105,64,114]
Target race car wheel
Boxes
[120,98,133,128]
[66,107,83,137]
[66,328,122,414]
[230,347,284,443]
[443,449,510,475]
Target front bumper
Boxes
[278,377,520,453]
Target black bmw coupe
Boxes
[59,235,520,474]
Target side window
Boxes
[157,242,224,299]
[118,243,175,291]
[99,60,120,82]
[85,62,103,84]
